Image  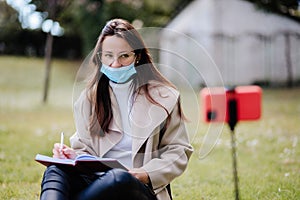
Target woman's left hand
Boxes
[128,168,150,184]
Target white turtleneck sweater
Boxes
[103,80,134,168]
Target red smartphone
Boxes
[200,86,262,123]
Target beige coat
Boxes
[70,81,193,200]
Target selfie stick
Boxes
[202,85,261,200]
[227,88,239,200]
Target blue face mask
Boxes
[100,62,137,83]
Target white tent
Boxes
[159,0,300,87]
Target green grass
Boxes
[0,56,299,199]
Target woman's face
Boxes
[101,35,135,68]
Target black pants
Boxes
[40,165,157,200]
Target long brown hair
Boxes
[87,18,183,136]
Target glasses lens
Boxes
[118,52,135,65]
[99,52,135,65]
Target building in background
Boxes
[159,0,300,88]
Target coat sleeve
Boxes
[69,90,98,156]
[141,100,194,191]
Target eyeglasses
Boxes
[97,51,136,66]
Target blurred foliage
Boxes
[0,1,21,39]
[63,0,194,55]
[246,0,300,22]
[0,0,193,57]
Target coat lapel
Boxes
[131,83,179,157]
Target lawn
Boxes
[0,56,299,199]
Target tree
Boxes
[31,0,72,103]
[43,0,56,103]
[245,0,299,22]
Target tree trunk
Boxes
[43,33,53,103]
[42,0,57,103]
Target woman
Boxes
[40,18,193,200]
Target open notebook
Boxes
[35,154,128,173]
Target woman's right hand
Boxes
[53,143,77,160]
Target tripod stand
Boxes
[227,89,240,200]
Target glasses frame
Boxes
[97,51,136,66]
